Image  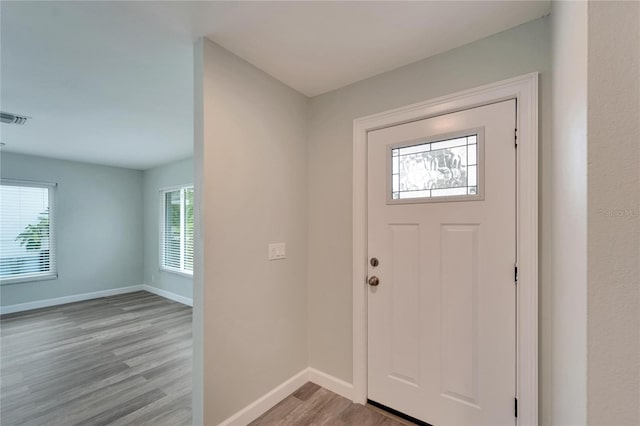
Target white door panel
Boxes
[367,100,516,426]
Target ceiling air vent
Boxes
[1,111,29,125]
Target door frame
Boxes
[352,73,538,425]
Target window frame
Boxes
[386,127,485,205]
[0,178,58,285]
[159,184,193,278]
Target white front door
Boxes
[367,100,517,426]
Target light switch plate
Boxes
[268,243,286,260]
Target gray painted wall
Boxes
[142,157,193,300]
[0,152,143,306]
[587,2,640,424]
[547,3,640,423]
[198,39,309,425]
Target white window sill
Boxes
[159,267,193,279]
[0,272,58,286]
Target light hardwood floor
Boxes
[0,291,192,426]
[249,382,416,426]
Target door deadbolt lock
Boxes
[370,258,379,267]
[368,276,380,287]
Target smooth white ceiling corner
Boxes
[1,1,194,170]
[198,1,551,97]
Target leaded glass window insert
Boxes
[391,134,480,201]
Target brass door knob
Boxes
[368,276,380,287]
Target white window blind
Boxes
[160,185,193,275]
[0,179,57,284]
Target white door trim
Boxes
[352,73,538,426]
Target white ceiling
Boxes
[191,1,551,97]
[0,1,549,170]
[1,1,194,170]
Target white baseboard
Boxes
[307,367,354,400]
[1,284,192,315]
[219,368,309,426]
[142,284,193,307]
[0,285,144,315]
[217,367,355,426]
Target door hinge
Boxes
[514,264,519,284]
[514,128,518,147]
[515,397,518,418]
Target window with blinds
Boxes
[160,185,193,276]
[0,180,57,284]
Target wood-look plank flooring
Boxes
[0,291,192,426]
[249,382,417,426]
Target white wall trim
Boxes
[0,285,144,315]
[192,38,205,426]
[142,284,193,307]
[307,367,354,400]
[218,369,309,426]
[1,284,194,315]
[217,367,354,426]
[352,73,539,425]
